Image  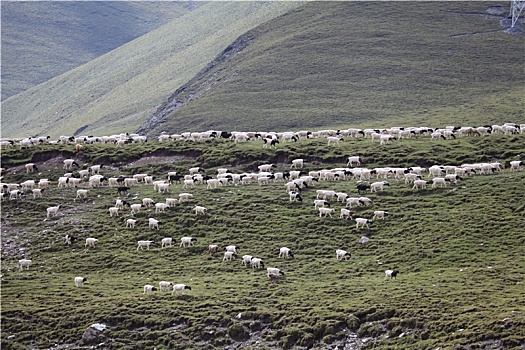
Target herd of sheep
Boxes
[2,121,524,297]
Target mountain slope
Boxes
[143,1,525,136]
[1,2,304,139]
[1,1,197,100]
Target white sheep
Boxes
[347,156,363,167]
[126,218,137,229]
[314,199,329,209]
[258,164,274,172]
[250,257,264,269]
[223,251,237,261]
[225,245,238,253]
[161,238,173,248]
[318,207,335,218]
[148,218,161,230]
[208,244,222,254]
[63,159,79,170]
[143,284,157,294]
[142,198,156,207]
[18,258,32,270]
[412,179,428,189]
[159,281,173,292]
[46,205,61,218]
[279,247,294,259]
[171,284,192,296]
[85,238,98,247]
[32,188,44,199]
[25,163,38,173]
[137,240,154,250]
[155,203,170,213]
[242,255,253,266]
[165,198,178,206]
[336,249,349,260]
[385,270,400,280]
[108,207,121,217]
[130,203,143,214]
[193,205,207,215]
[180,237,197,247]
[76,189,89,199]
[372,211,389,220]
[370,181,389,193]
[509,160,522,172]
[178,193,193,202]
[355,218,371,229]
[157,182,171,193]
[340,208,355,220]
[266,267,285,278]
[74,277,87,287]
[290,159,304,169]
[327,136,343,146]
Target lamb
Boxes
[319,207,335,218]
[161,238,173,248]
[126,219,137,229]
[250,257,264,269]
[223,251,237,261]
[372,211,389,220]
[159,281,173,292]
[208,244,221,254]
[74,277,87,287]
[148,218,161,230]
[355,218,371,229]
[347,156,363,167]
[385,270,400,280]
[85,238,98,247]
[178,193,193,202]
[340,208,356,220]
[314,199,330,209]
[180,237,197,247]
[18,259,32,270]
[279,247,294,259]
[137,240,154,250]
[38,179,51,189]
[143,284,157,294]
[327,136,344,146]
[46,205,61,218]
[193,205,207,215]
[336,249,349,260]
[171,284,192,296]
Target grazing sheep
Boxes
[250,257,264,269]
[279,247,294,259]
[208,244,221,254]
[180,237,197,247]
[340,208,356,220]
[370,181,389,193]
[223,251,237,261]
[327,136,344,146]
[314,199,330,209]
[155,203,170,213]
[25,163,38,173]
[143,284,157,294]
[108,206,120,217]
[85,238,98,247]
[161,238,173,248]
[171,284,192,296]
[319,207,335,218]
[130,203,143,214]
[193,205,207,215]
[385,270,400,280]
[509,160,523,172]
[46,205,61,218]
[74,277,87,287]
[76,189,89,200]
[225,245,238,253]
[372,211,389,220]
[336,249,349,260]
[356,183,371,194]
[242,255,253,266]
[178,193,193,202]
[355,218,371,229]
[18,259,32,270]
[431,177,449,188]
[290,159,304,169]
[63,159,80,170]
[288,191,303,202]
[126,219,137,229]
[412,179,428,189]
[267,267,285,278]
[64,234,77,245]
[148,218,161,230]
[347,156,363,167]
[159,281,173,292]
[142,198,156,207]
[137,240,154,250]
[32,188,44,199]
[117,186,131,195]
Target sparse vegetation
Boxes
[1,133,524,349]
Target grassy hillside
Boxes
[1,2,304,139]
[0,1,198,100]
[143,1,524,136]
[1,130,524,349]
